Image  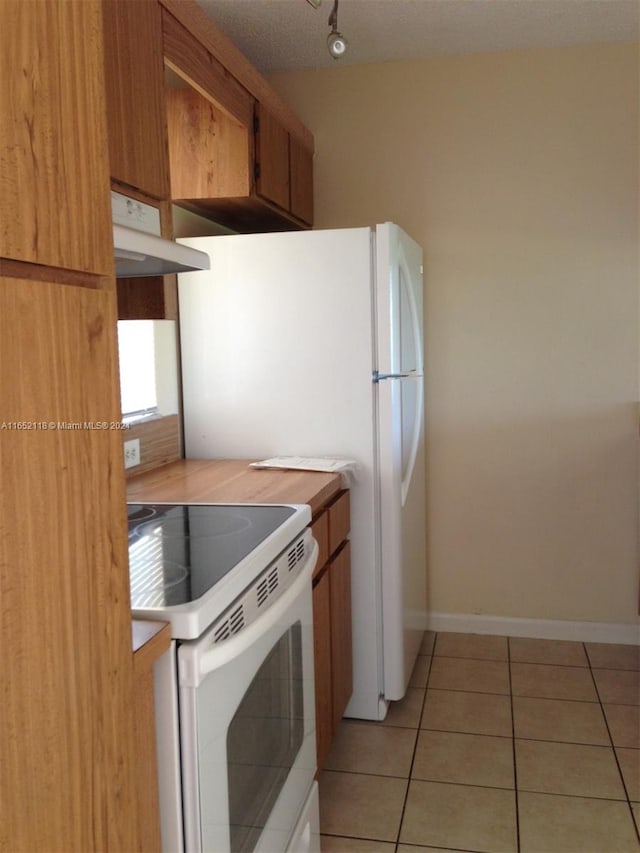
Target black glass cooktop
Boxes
[127,503,295,608]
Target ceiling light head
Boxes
[327,0,348,60]
[327,29,348,59]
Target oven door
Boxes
[178,539,318,853]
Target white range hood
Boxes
[113,224,210,278]
[112,190,210,278]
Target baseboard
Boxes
[428,611,640,646]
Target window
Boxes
[117,320,158,418]
[117,320,179,422]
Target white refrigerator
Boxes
[177,223,427,721]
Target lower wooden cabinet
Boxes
[311,490,352,770]
[133,622,172,853]
[330,542,352,730]
[312,568,333,769]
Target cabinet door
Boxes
[290,135,314,225]
[102,0,170,200]
[254,102,290,212]
[312,569,333,771]
[0,0,112,274]
[330,542,353,728]
[0,277,138,851]
[167,87,251,200]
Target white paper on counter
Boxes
[249,456,359,483]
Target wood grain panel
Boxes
[167,88,250,200]
[173,195,307,233]
[133,622,170,853]
[328,490,351,555]
[126,459,343,515]
[102,0,171,200]
[255,103,290,212]
[330,542,353,729]
[0,0,113,275]
[124,414,181,479]
[290,135,314,225]
[0,276,138,851]
[134,667,163,853]
[162,8,253,128]
[312,569,333,771]
[311,510,330,579]
[117,276,178,320]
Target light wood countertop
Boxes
[126,459,344,517]
[132,620,171,669]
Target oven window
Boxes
[227,621,304,852]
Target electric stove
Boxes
[127,502,311,640]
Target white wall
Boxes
[270,43,639,626]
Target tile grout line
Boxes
[507,637,522,853]
[392,633,437,853]
[584,641,640,845]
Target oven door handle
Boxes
[182,540,318,687]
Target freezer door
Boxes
[375,223,428,701]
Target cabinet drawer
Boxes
[311,510,329,578]
[328,490,350,555]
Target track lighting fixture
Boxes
[327,0,348,59]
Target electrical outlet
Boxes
[124,438,141,469]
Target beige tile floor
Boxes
[319,631,640,853]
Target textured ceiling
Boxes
[195,0,639,73]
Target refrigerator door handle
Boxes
[372,369,420,383]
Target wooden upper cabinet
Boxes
[254,103,313,226]
[161,1,314,232]
[162,7,253,128]
[290,135,314,226]
[167,87,251,201]
[102,0,170,201]
[166,89,314,231]
[0,0,113,275]
[254,102,290,213]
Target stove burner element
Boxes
[159,561,189,589]
[136,509,252,541]
[129,559,190,608]
[127,505,157,524]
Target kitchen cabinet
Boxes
[166,87,314,232]
[101,0,177,321]
[1,2,141,849]
[133,621,172,853]
[330,542,353,728]
[255,102,315,227]
[166,86,252,205]
[254,101,290,211]
[312,567,334,769]
[289,133,315,225]
[102,0,171,201]
[0,278,139,851]
[311,489,353,769]
[162,1,314,232]
[0,0,113,276]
